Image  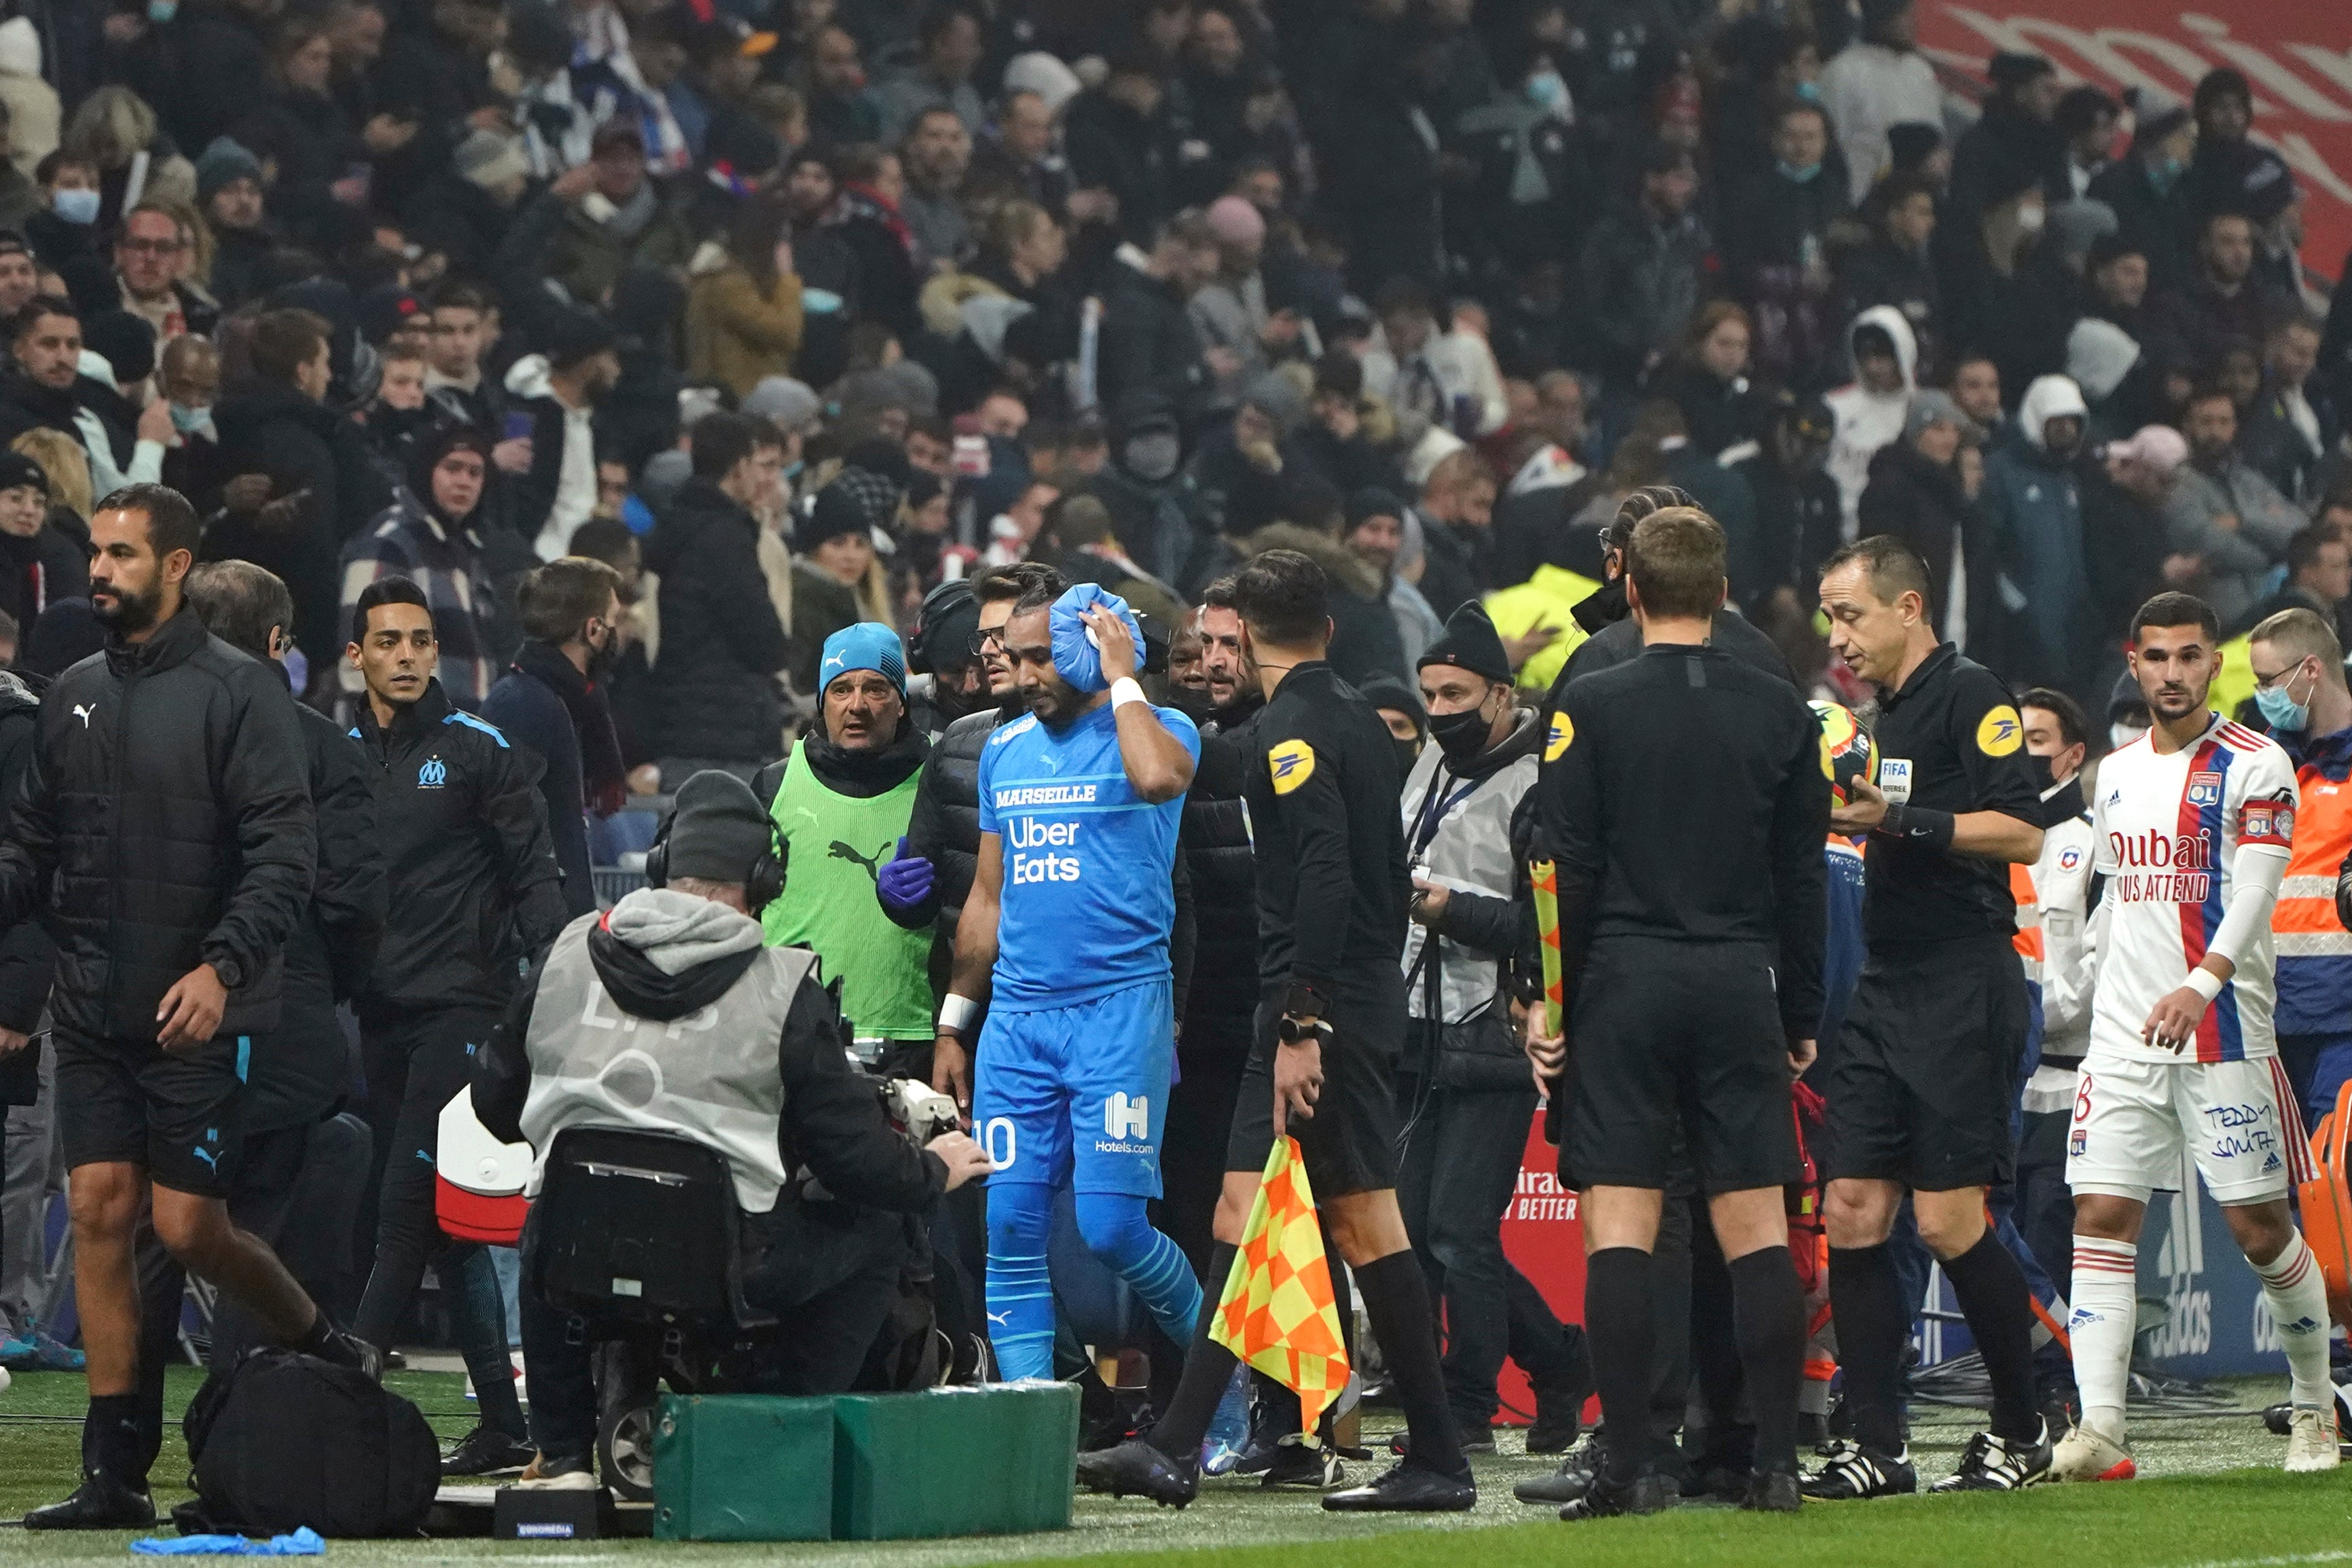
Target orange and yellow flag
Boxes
[1208,1135,1350,1436]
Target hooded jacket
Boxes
[1400,704,1544,1088]
[1822,304,1918,526]
[1981,374,2090,687]
[644,475,791,765]
[352,676,566,1017]
[0,606,314,1040]
[474,889,947,1216]
[340,430,513,711]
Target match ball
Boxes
[1810,699,1875,807]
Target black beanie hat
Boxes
[664,771,775,885]
[1416,600,1513,686]
[1343,488,1403,532]
[1357,672,1426,732]
[797,480,871,555]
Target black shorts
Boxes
[1562,938,1800,1194]
[1226,989,1402,1200]
[55,1025,247,1199]
[1826,937,2027,1190]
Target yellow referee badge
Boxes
[1268,738,1316,794]
[1544,709,1573,761]
[1976,704,2023,756]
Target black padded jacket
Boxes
[0,606,314,1040]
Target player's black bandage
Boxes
[1876,803,1954,851]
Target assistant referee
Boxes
[1078,548,1476,1514]
[1809,536,2049,1498]
[1528,507,1824,1520]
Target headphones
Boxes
[643,808,788,916]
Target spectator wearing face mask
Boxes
[1093,389,1210,592]
[2086,101,2198,293]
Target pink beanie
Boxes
[1206,195,1267,247]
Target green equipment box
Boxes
[832,1382,1079,1540]
[651,1393,835,1542]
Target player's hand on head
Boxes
[1081,606,1138,683]
[1830,777,1887,835]
[926,1129,993,1190]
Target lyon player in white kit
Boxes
[2055,594,2336,1481]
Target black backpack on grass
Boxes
[178,1347,440,1537]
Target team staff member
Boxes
[1527,509,1824,1519]
[130,564,386,1473]
[346,577,566,1469]
[1809,537,2050,1498]
[756,623,933,1065]
[2013,689,2095,1300]
[2247,609,2352,1129]
[1083,550,1478,1514]
[0,486,354,1531]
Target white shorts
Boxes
[2064,1055,2315,1205]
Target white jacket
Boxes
[1822,304,1918,532]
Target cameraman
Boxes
[474,771,992,1488]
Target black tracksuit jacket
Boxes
[351,676,566,1019]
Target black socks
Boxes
[1144,1243,1240,1461]
[1938,1229,2042,1442]
[1583,1246,1654,1484]
[1729,1246,1806,1476]
[1354,1251,1467,1479]
[84,1393,147,1488]
[1828,1243,1906,1455]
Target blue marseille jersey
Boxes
[977,701,1200,1011]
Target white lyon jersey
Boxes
[2088,715,2297,1065]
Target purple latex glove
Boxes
[877,837,935,913]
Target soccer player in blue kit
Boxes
[932,583,1206,1379]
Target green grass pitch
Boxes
[4,1365,2349,1566]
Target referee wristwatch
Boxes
[209,954,245,991]
[1277,982,1330,1046]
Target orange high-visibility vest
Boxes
[2275,764,2352,1034]
[2011,862,2044,985]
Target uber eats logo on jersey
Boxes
[1976,705,2023,757]
[1269,739,1316,794]
[418,756,448,788]
[1007,815,1083,883]
[1544,710,1573,761]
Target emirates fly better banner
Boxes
[1917,1,2352,277]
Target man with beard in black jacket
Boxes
[484,558,630,922]
[3,485,359,1531]
[346,575,566,1472]
[132,563,385,1472]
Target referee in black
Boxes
[1807,536,2048,1498]
[1527,507,1823,1519]
[1079,548,1475,1514]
